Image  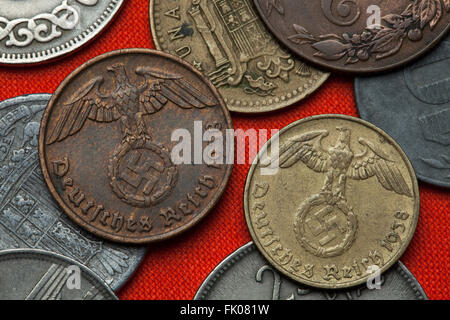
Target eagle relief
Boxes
[269,127,413,258]
[40,50,232,243]
[46,63,215,207]
[245,116,419,289]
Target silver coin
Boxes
[0,249,117,300]
[0,0,124,64]
[195,243,428,300]
[0,94,146,290]
[355,35,450,188]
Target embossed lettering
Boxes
[164,7,181,20]
[111,212,124,232]
[100,211,110,226]
[175,46,191,58]
[52,157,70,177]
[323,265,341,281]
[139,216,152,232]
[302,264,315,279]
[68,187,85,208]
[252,183,269,199]
[160,207,182,227]
[321,0,360,26]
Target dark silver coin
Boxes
[195,243,427,300]
[0,94,146,290]
[0,249,117,300]
[355,35,450,188]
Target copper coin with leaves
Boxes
[254,0,450,73]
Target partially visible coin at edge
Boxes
[195,242,428,300]
[39,49,233,244]
[355,34,450,188]
[0,249,117,300]
[0,0,124,65]
[245,115,419,289]
[150,0,329,113]
[253,0,450,73]
[0,94,146,290]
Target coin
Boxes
[355,35,450,188]
[0,0,124,65]
[0,94,147,289]
[253,0,450,73]
[39,49,233,244]
[150,0,329,113]
[244,115,419,289]
[0,249,117,300]
[195,242,428,300]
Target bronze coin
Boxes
[39,49,233,244]
[244,115,419,289]
[254,0,450,73]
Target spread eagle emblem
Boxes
[46,63,217,207]
[263,127,412,258]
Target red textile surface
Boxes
[0,0,447,300]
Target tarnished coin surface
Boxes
[150,0,329,113]
[39,49,233,244]
[195,243,428,300]
[244,115,419,289]
[253,0,450,73]
[0,0,124,64]
[355,35,450,188]
[0,249,117,300]
[0,94,146,290]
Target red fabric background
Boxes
[0,0,447,300]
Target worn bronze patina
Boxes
[150,0,329,113]
[39,49,233,244]
[245,115,419,289]
[254,0,450,73]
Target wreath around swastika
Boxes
[108,138,178,208]
[294,192,358,258]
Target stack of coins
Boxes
[0,0,447,300]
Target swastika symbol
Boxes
[305,206,345,247]
[119,150,164,196]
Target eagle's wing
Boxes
[347,138,412,197]
[46,77,117,145]
[262,130,330,172]
[136,67,217,114]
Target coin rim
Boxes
[0,248,118,300]
[244,114,420,289]
[253,0,450,74]
[194,242,428,299]
[0,93,148,289]
[149,0,330,113]
[0,0,124,65]
[354,78,450,189]
[39,48,233,244]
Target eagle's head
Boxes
[107,63,128,87]
[107,63,127,75]
[336,127,351,145]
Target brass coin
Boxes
[39,49,233,244]
[244,115,419,289]
[150,0,329,113]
